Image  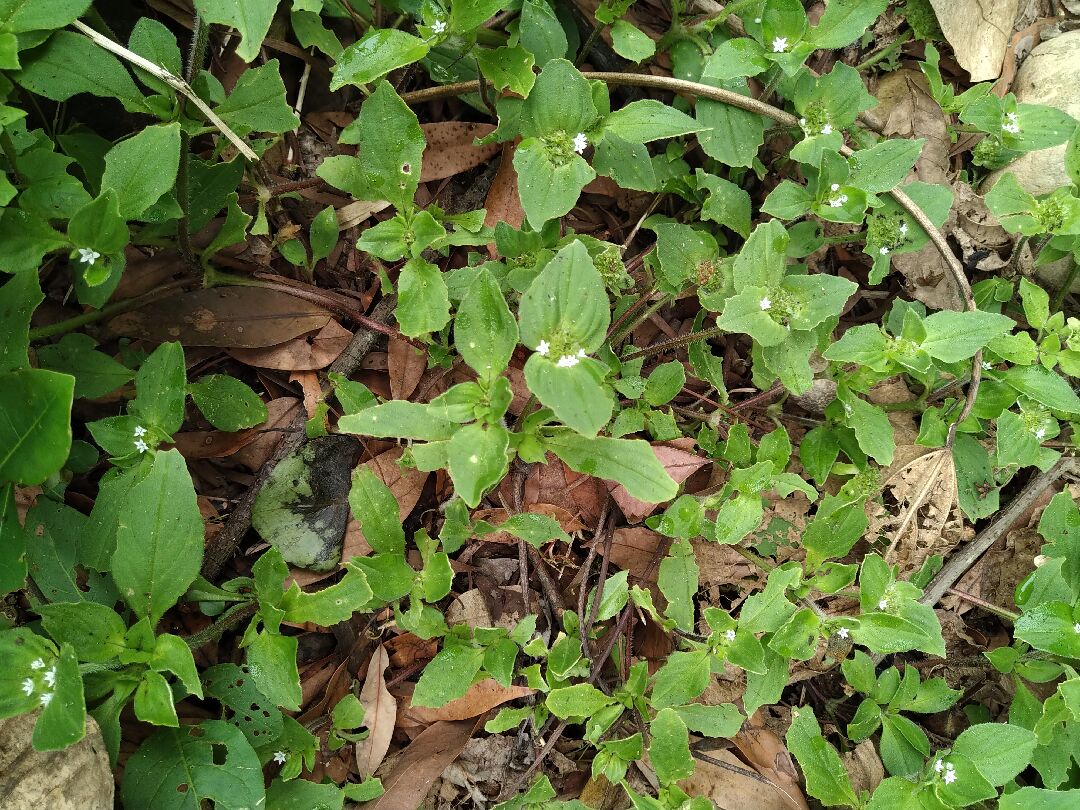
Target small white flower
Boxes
[1034,428,1046,441]
[134,425,147,437]
[134,439,149,454]
[879,247,890,256]
[273,750,287,764]
[536,340,550,357]
[39,692,53,707]
[431,19,446,34]
[556,354,580,368]
[1003,121,1021,134]
[724,629,736,642]
[982,361,992,370]
[43,667,56,687]
[30,658,45,670]
[1006,112,1018,121]
[21,678,34,696]
[837,627,849,639]
[799,117,807,126]
[772,36,788,53]
[77,248,101,266]
[943,767,957,785]
[572,132,588,154]
[754,17,762,24]
[576,348,586,358]
[830,183,840,192]
[821,123,833,135]
[828,196,845,208]
[877,598,888,611]
[1073,622,1080,633]
[934,760,944,773]
[759,296,772,311]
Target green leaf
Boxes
[920,310,1015,362]
[135,669,179,727]
[1015,601,1080,658]
[786,706,859,807]
[331,29,430,89]
[281,564,374,626]
[696,78,766,168]
[193,0,278,63]
[658,540,699,631]
[519,0,567,66]
[322,81,425,209]
[412,644,486,708]
[214,60,300,134]
[543,431,678,503]
[455,268,518,379]
[396,258,450,337]
[513,138,595,227]
[131,342,186,436]
[674,703,743,738]
[546,683,616,719]
[649,708,694,785]
[1039,492,1080,600]
[0,270,43,374]
[67,188,129,259]
[0,209,67,275]
[0,368,74,485]
[952,722,1037,786]
[610,20,655,62]
[448,422,510,508]
[152,633,203,698]
[519,240,610,352]
[1002,365,1080,414]
[32,643,86,751]
[128,17,181,94]
[122,720,265,810]
[651,650,710,710]
[0,0,91,33]
[188,374,267,432]
[761,180,814,219]
[847,139,925,195]
[602,100,704,144]
[14,30,147,113]
[476,45,536,96]
[246,629,302,710]
[0,484,27,593]
[38,601,126,663]
[644,361,686,407]
[524,355,612,436]
[838,389,894,465]
[310,205,339,266]
[348,467,406,554]
[101,123,181,220]
[112,449,203,623]
[518,59,597,139]
[809,0,889,49]
[339,400,456,441]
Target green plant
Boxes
[3,1,1080,808]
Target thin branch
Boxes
[71,19,258,161]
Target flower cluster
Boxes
[1002,111,1021,135]
[536,340,587,368]
[21,658,57,707]
[826,184,849,209]
[572,133,588,154]
[134,425,149,454]
[934,759,957,785]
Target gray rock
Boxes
[0,712,114,810]
[984,30,1080,292]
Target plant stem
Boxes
[623,325,726,361]
[28,279,196,342]
[611,293,674,345]
[183,602,258,649]
[854,31,912,73]
[177,15,210,263]
[1050,257,1078,313]
[576,20,605,67]
[946,587,1019,622]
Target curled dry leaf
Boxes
[731,719,810,810]
[366,717,482,810]
[678,748,798,810]
[419,123,499,182]
[388,338,428,400]
[228,319,353,370]
[483,143,525,256]
[402,679,535,725]
[356,645,397,778]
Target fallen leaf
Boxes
[106,286,332,347]
[608,444,710,523]
[731,718,810,810]
[365,717,482,810]
[228,320,353,370]
[230,397,304,470]
[483,143,524,257]
[929,0,1018,81]
[420,122,499,182]
[388,339,428,400]
[842,740,884,797]
[678,748,799,810]
[403,679,535,725]
[356,645,397,778]
[608,527,668,582]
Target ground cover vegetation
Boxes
[2,0,1080,807]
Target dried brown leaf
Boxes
[388,339,428,400]
[356,645,397,778]
[365,718,481,810]
[419,123,499,182]
[402,679,534,725]
[228,320,352,371]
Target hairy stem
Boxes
[623,325,726,361]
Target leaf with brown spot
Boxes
[403,679,534,725]
[356,645,397,778]
[228,320,353,370]
[419,122,499,182]
[106,286,332,348]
